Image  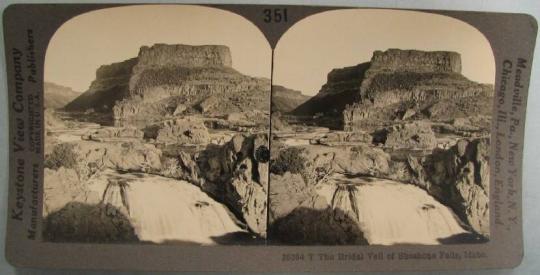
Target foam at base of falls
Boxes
[320,174,468,245]
[97,170,246,245]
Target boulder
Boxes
[145,118,210,145]
[401,108,416,120]
[316,131,372,145]
[173,104,187,115]
[374,121,437,149]
[71,140,163,175]
[198,96,219,113]
[84,127,144,141]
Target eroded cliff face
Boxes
[292,63,369,117]
[407,138,490,238]
[65,44,270,122]
[65,58,137,112]
[369,49,461,73]
[292,49,493,131]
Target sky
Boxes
[273,9,496,96]
[45,5,271,92]
[46,7,495,96]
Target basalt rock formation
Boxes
[65,44,270,122]
[292,49,493,130]
[407,138,490,238]
[65,58,137,113]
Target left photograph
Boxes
[43,5,271,245]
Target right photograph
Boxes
[269,9,494,245]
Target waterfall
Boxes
[324,174,469,245]
[100,171,246,245]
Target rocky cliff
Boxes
[65,58,137,112]
[292,49,493,130]
[44,130,269,238]
[271,85,310,113]
[44,82,80,109]
[65,44,270,122]
[407,138,490,238]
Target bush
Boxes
[44,143,78,170]
[270,147,307,175]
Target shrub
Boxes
[44,143,78,170]
[270,147,307,175]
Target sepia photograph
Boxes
[269,9,494,245]
[43,5,271,245]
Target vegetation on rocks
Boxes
[44,143,78,170]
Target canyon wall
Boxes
[65,44,270,122]
[291,49,493,131]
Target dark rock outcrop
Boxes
[292,63,370,118]
[143,118,210,145]
[407,138,490,237]
[198,134,269,236]
[292,49,493,131]
[158,133,269,236]
[65,58,137,112]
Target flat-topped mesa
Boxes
[65,43,270,123]
[369,49,462,74]
[128,44,234,93]
[135,44,232,69]
[292,49,493,130]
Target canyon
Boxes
[45,46,492,245]
[270,49,492,244]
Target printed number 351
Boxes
[263,9,288,23]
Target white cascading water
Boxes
[96,170,246,245]
[319,174,468,245]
